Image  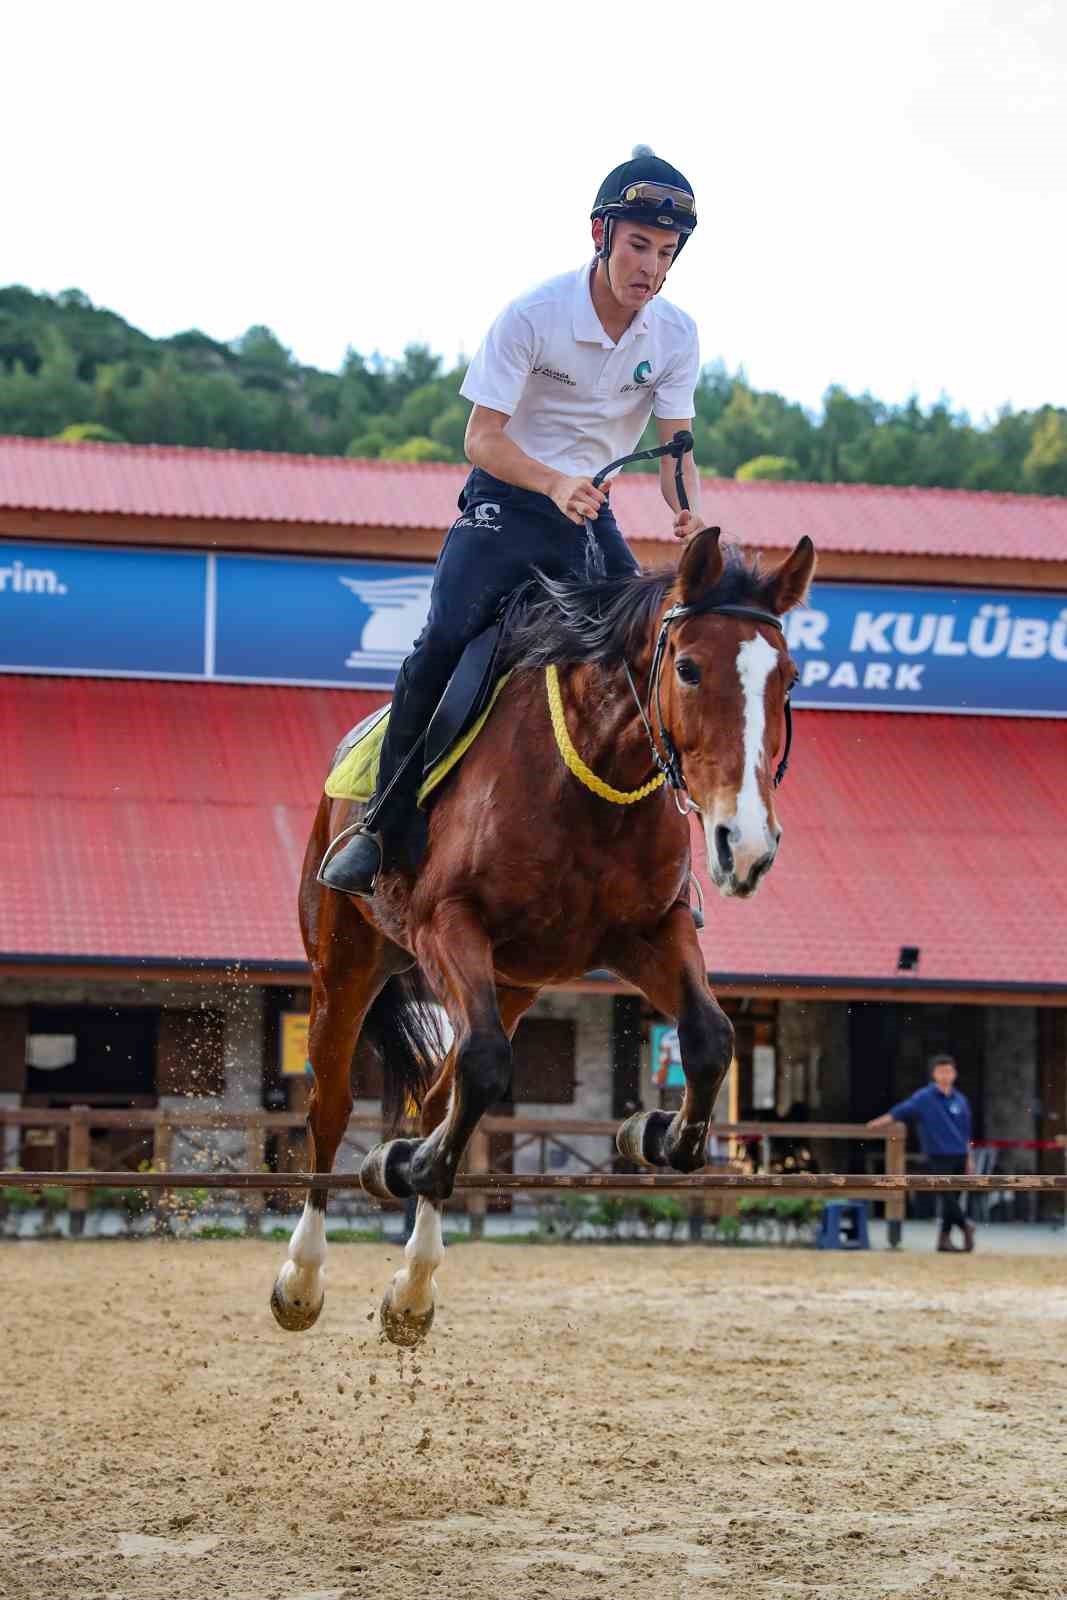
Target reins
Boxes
[561,431,795,813]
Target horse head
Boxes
[659,528,816,899]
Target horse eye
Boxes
[676,657,701,686]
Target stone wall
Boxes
[776,999,851,1119]
[512,991,615,1176]
[983,1007,1038,1174]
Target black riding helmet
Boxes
[591,144,697,268]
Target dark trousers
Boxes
[927,1153,969,1232]
[370,467,638,839]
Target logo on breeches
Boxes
[453,501,502,532]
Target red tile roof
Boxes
[2,675,1064,989]
[2,434,1065,561]
[693,708,1067,989]
[0,676,382,966]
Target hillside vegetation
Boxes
[1,286,1065,494]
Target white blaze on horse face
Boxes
[389,1198,444,1317]
[275,1200,327,1312]
[703,633,780,895]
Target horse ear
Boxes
[762,536,817,615]
[676,526,724,606]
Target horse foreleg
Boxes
[605,905,734,1173]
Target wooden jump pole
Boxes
[4,1171,1067,1194]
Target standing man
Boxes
[867,1054,975,1252]
[320,145,704,896]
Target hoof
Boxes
[360,1139,417,1201]
[270,1277,324,1332]
[379,1283,435,1348]
[616,1109,674,1168]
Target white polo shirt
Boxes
[459,261,699,479]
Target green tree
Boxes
[346,427,392,458]
[1,281,1065,497]
[55,422,125,443]
[382,436,452,463]
[430,401,470,458]
[133,354,190,444]
[231,325,295,392]
[398,382,449,438]
[736,454,801,482]
[706,385,773,477]
[1022,409,1067,495]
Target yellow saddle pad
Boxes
[325,674,512,808]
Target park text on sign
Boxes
[783,583,1067,715]
[1,541,1064,715]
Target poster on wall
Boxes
[649,1022,736,1124]
[279,1012,311,1077]
[751,1044,777,1110]
[650,1023,684,1090]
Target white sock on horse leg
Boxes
[390,1198,444,1316]
[277,1200,327,1306]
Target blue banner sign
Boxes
[0,542,207,678]
[213,553,433,689]
[784,583,1067,717]
[1,540,1064,715]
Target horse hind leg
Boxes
[378,1196,445,1346]
[362,903,510,1205]
[271,878,390,1332]
[270,984,361,1330]
[366,973,537,1349]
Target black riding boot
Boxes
[318,641,451,897]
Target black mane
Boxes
[503,544,766,672]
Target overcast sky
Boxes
[6,1,1065,419]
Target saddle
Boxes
[325,597,520,809]
[423,610,511,776]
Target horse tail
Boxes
[361,969,445,1128]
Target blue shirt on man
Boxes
[889,1084,972,1155]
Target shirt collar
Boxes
[573,260,651,347]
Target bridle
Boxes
[591,430,795,815]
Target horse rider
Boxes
[320,145,706,897]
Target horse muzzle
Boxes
[705,817,781,899]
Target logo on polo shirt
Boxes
[532,364,576,387]
[620,360,654,394]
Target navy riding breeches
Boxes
[371,468,638,831]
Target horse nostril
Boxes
[714,824,734,876]
[750,852,775,886]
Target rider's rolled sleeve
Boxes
[460,304,535,417]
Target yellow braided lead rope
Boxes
[545,664,665,806]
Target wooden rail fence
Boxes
[1,1106,912,1235]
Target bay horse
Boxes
[271,523,815,1345]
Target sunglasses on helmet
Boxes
[619,182,696,216]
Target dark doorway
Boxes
[848,1001,985,1210]
[25,1005,158,1107]
[848,1002,984,1133]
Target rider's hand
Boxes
[673,509,706,541]
[550,474,607,526]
